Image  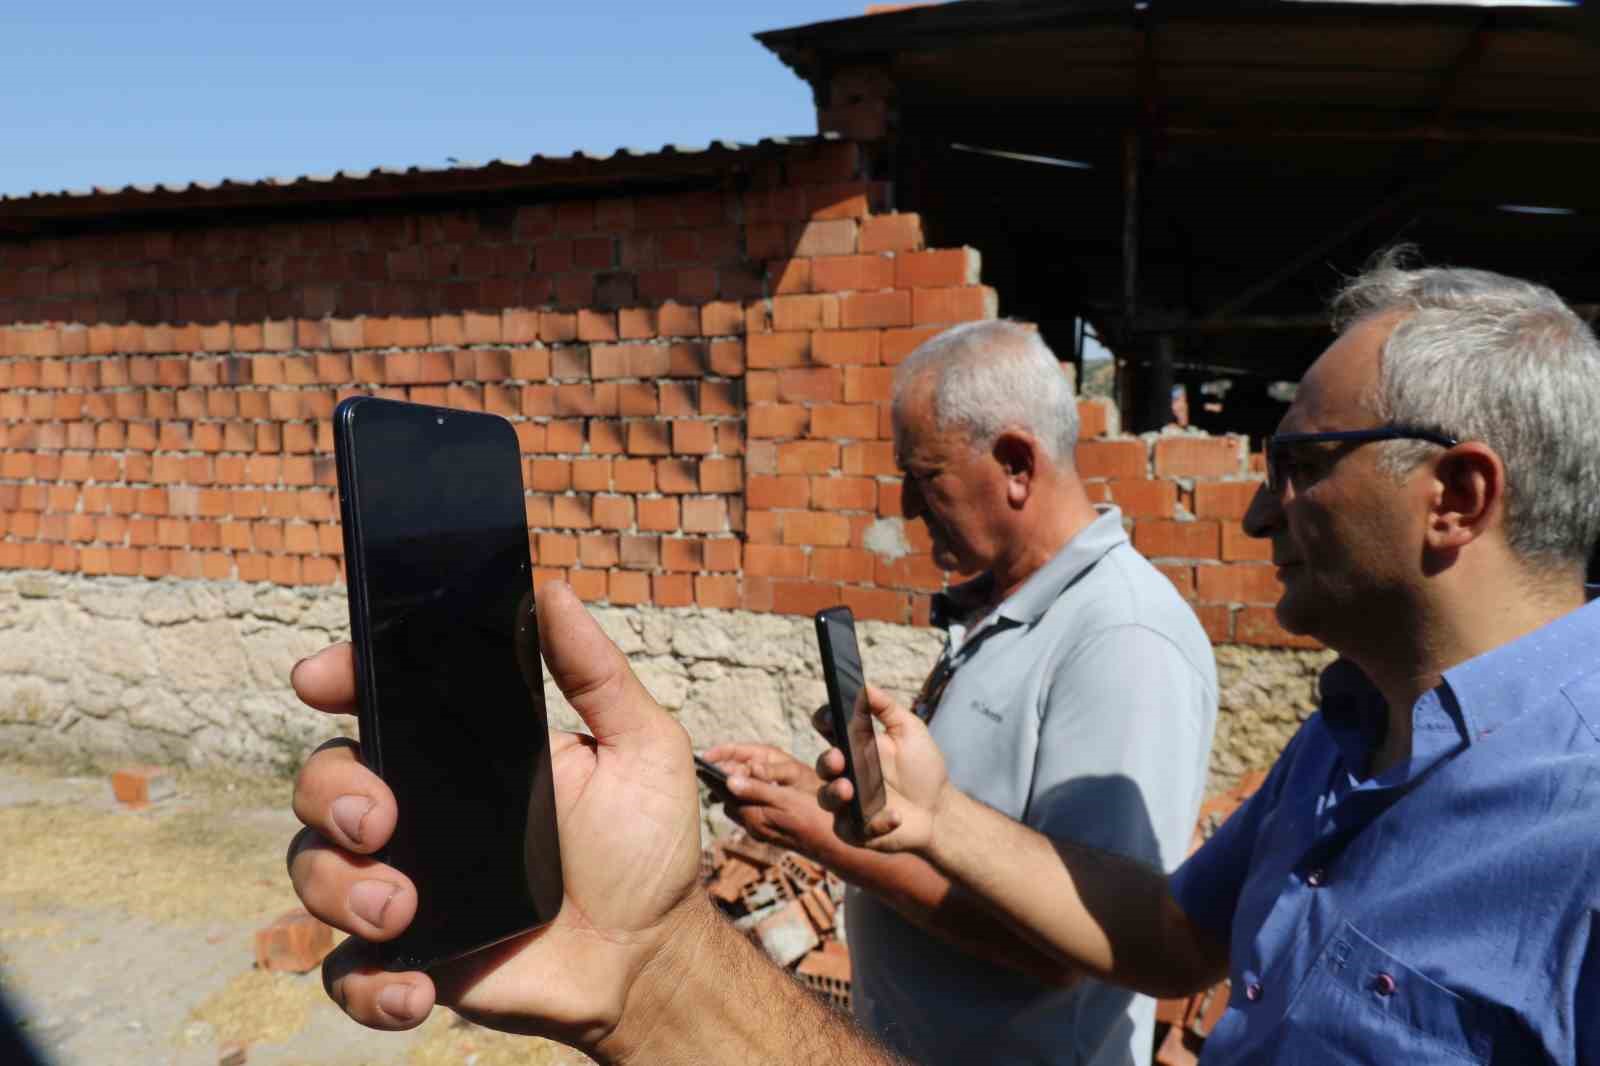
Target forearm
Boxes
[600,895,907,1066]
[814,838,1080,986]
[925,787,1223,998]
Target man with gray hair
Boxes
[821,251,1600,1063]
[707,319,1218,1065]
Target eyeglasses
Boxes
[1265,426,1459,494]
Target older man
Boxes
[707,320,1218,1066]
[821,252,1600,1063]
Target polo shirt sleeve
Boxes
[1025,623,1213,876]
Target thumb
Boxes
[535,581,661,744]
[863,685,921,738]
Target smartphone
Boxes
[693,754,733,797]
[334,396,563,972]
[814,606,887,834]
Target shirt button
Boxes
[1306,868,1326,887]
[1372,972,1397,997]
[1245,981,1263,1002]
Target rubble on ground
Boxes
[701,832,851,1011]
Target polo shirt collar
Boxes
[929,505,1128,632]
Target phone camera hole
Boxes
[435,416,444,425]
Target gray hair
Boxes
[891,320,1078,462]
[1333,247,1600,571]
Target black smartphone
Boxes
[334,395,563,972]
[814,606,887,834]
[693,754,733,797]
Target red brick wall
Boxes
[0,141,1310,648]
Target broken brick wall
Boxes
[0,139,1331,777]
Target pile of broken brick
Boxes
[701,830,853,1011]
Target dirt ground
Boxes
[0,758,594,1066]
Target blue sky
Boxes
[0,2,864,198]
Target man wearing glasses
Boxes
[281,249,1599,1065]
[820,249,1600,1063]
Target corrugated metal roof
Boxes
[0,136,833,235]
[1,137,825,205]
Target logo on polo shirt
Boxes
[970,700,1004,724]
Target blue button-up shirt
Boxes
[1172,599,1600,1064]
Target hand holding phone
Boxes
[335,396,563,971]
[694,754,735,799]
[814,606,887,834]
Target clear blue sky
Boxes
[0,2,865,198]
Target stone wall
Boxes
[0,569,1330,792]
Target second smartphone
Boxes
[815,606,888,834]
[335,396,563,971]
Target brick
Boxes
[612,458,655,493]
[540,312,579,343]
[880,325,944,365]
[1133,519,1221,560]
[841,441,896,476]
[748,475,810,510]
[701,301,744,336]
[842,585,908,624]
[810,547,876,583]
[659,382,696,417]
[589,420,626,454]
[747,332,811,369]
[792,219,858,258]
[699,457,743,493]
[110,765,176,809]
[652,572,694,607]
[778,368,842,403]
[895,247,980,289]
[1078,397,1115,439]
[552,495,593,529]
[593,494,634,530]
[840,291,911,329]
[1194,480,1264,521]
[843,366,895,404]
[773,294,840,332]
[1108,479,1176,519]
[254,908,334,974]
[660,537,703,572]
[811,330,881,366]
[709,338,745,376]
[876,552,946,591]
[673,421,715,455]
[810,254,894,293]
[781,511,851,547]
[770,579,845,619]
[912,286,998,326]
[859,213,923,253]
[1153,436,1246,478]
[807,181,873,220]
[609,569,651,606]
[695,573,739,608]
[1196,563,1283,606]
[578,533,621,568]
[811,404,879,440]
[810,476,877,510]
[627,422,671,456]
[538,533,579,568]
[637,497,679,532]
[619,534,660,569]
[682,497,727,533]
[1076,439,1148,480]
[703,537,741,572]
[749,404,809,439]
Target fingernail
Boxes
[349,880,398,928]
[331,795,374,844]
[378,983,416,1020]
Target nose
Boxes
[1241,479,1281,540]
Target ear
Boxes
[991,431,1038,508]
[1424,442,1505,553]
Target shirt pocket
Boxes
[1284,920,1492,1065]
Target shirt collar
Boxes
[1319,598,1600,778]
[929,506,1129,632]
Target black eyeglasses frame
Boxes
[1265,426,1460,494]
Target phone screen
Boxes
[336,397,562,971]
[817,608,887,828]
